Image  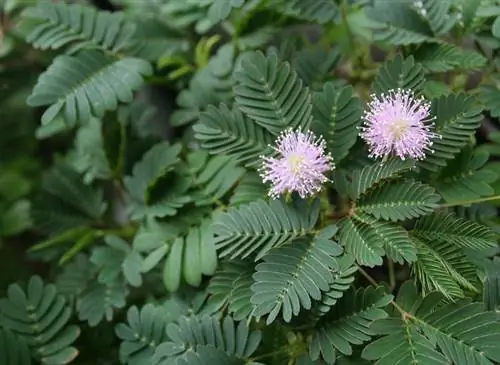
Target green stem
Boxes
[388,259,396,291]
[249,346,289,361]
[439,194,500,208]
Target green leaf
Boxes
[434,147,498,203]
[282,0,339,24]
[27,50,152,125]
[366,1,435,45]
[31,164,106,234]
[251,235,343,324]
[234,51,313,134]
[338,217,385,268]
[480,75,500,118]
[371,55,425,95]
[207,0,245,22]
[229,172,267,206]
[77,279,128,326]
[311,286,392,365]
[355,180,440,221]
[163,220,218,292]
[91,235,143,287]
[193,104,273,168]
[292,46,341,87]
[413,213,496,251]
[412,236,478,299]
[21,2,135,54]
[153,316,261,364]
[419,93,483,171]
[115,304,169,365]
[205,260,255,320]
[363,281,500,364]
[124,142,190,220]
[55,254,93,298]
[348,158,415,200]
[213,199,318,261]
[187,151,246,206]
[1,200,32,237]
[309,254,358,320]
[419,0,456,35]
[0,328,31,365]
[356,213,417,264]
[415,43,487,73]
[70,117,112,183]
[312,83,363,163]
[0,276,80,365]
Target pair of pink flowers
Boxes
[259,89,440,199]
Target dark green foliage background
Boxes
[3,0,500,364]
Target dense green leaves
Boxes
[153,316,261,365]
[251,235,343,324]
[311,286,393,364]
[355,180,441,221]
[363,281,500,364]
[234,51,313,134]
[0,276,80,364]
[27,51,152,125]
[312,84,363,163]
[116,304,169,365]
[193,104,273,167]
[22,2,136,54]
[371,55,425,95]
[213,199,319,260]
[420,93,484,171]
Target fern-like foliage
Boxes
[187,151,246,206]
[415,43,487,73]
[355,180,440,221]
[21,2,136,54]
[366,0,436,45]
[0,328,31,365]
[213,199,319,261]
[434,146,497,203]
[27,50,152,125]
[0,276,80,365]
[31,163,106,235]
[310,286,393,364]
[371,55,425,95]
[233,51,313,134]
[411,213,495,298]
[193,104,273,168]
[362,281,500,364]
[205,260,255,320]
[162,220,218,292]
[309,254,358,320]
[229,172,267,206]
[251,234,343,324]
[347,158,414,200]
[153,316,261,364]
[116,304,169,365]
[312,83,363,163]
[413,213,496,251]
[124,142,190,220]
[207,0,245,22]
[281,0,339,24]
[420,93,484,171]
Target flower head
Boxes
[360,88,440,161]
[259,129,334,199]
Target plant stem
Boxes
[439,194,500,208]
[358,266,414,320]
[388,259,396,291]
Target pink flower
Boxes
[360,89,440,160]
[259,129,334,199]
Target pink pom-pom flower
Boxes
[259,129,334,199]
[360,88,441,161]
